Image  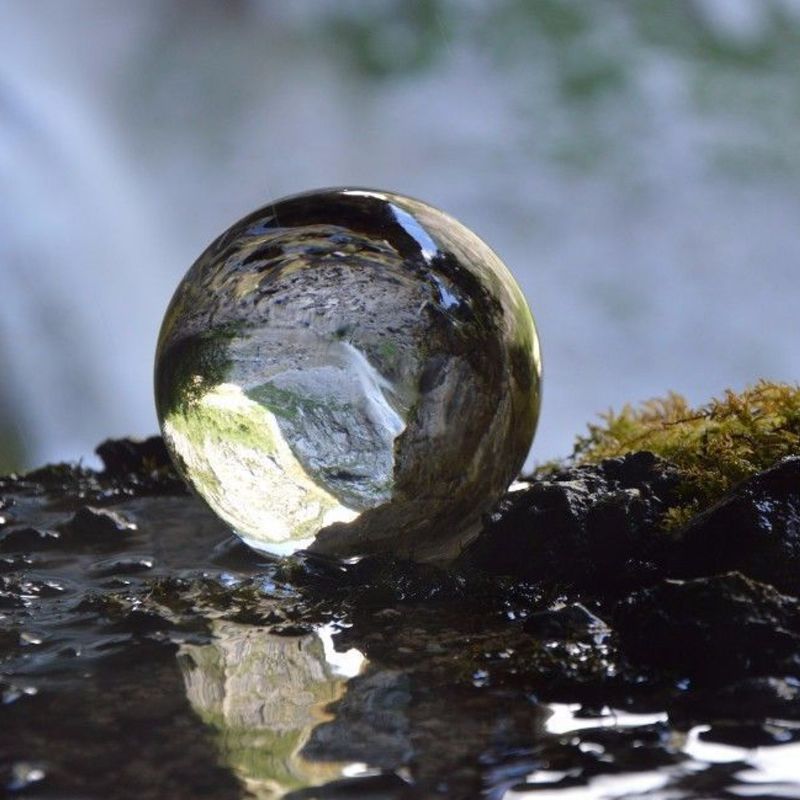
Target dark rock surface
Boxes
[675,456,800,595]
[0,526,61,552]
[674,676,800,723]
[615,572,800,683]
[96,435,173,476]
[62,505,138,544]
[2,437,800,798]
[463,451,682,592]
[522,602,609,640]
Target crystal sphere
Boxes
[155,188,541,561]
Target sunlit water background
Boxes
[2,0,800,473]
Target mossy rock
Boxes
[551,380,800,527]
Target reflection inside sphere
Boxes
[155,188,541,560]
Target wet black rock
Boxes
[674,676,800,722]
[464,451,681,592]
[4,435,800,798]
[283,552,494,608]
[61,506,137,546]
[676,457,800,595]
[95,436,173,477]
[88,556,155,578]
[522,602,609,640]
[615,572,800,683]
[0,628,20,655]
[698,720,800,749]
[0,526,61,552]
[87,437,186,496]
[22,462,94,487]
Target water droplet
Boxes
[155,188,541,560]
[472,669,490,688]
[7,762,46,791]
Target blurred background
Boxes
[2,0,800,473]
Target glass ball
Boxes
[154,188,541,561]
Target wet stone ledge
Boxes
[1,438,800,798]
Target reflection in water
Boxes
[179,622,366,797]
[300,668,412,772]
[505,704,800,800]
[544,703,668,735]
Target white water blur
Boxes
[2,0,800,469]
[0,3,181,465]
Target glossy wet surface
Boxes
[2,459,800,799]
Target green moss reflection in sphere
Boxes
[155,188,541,561]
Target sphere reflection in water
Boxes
[155,188,541,560]
[179,622,363,794]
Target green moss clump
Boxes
[566,380,800,526]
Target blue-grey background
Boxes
[2,0,799,473]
